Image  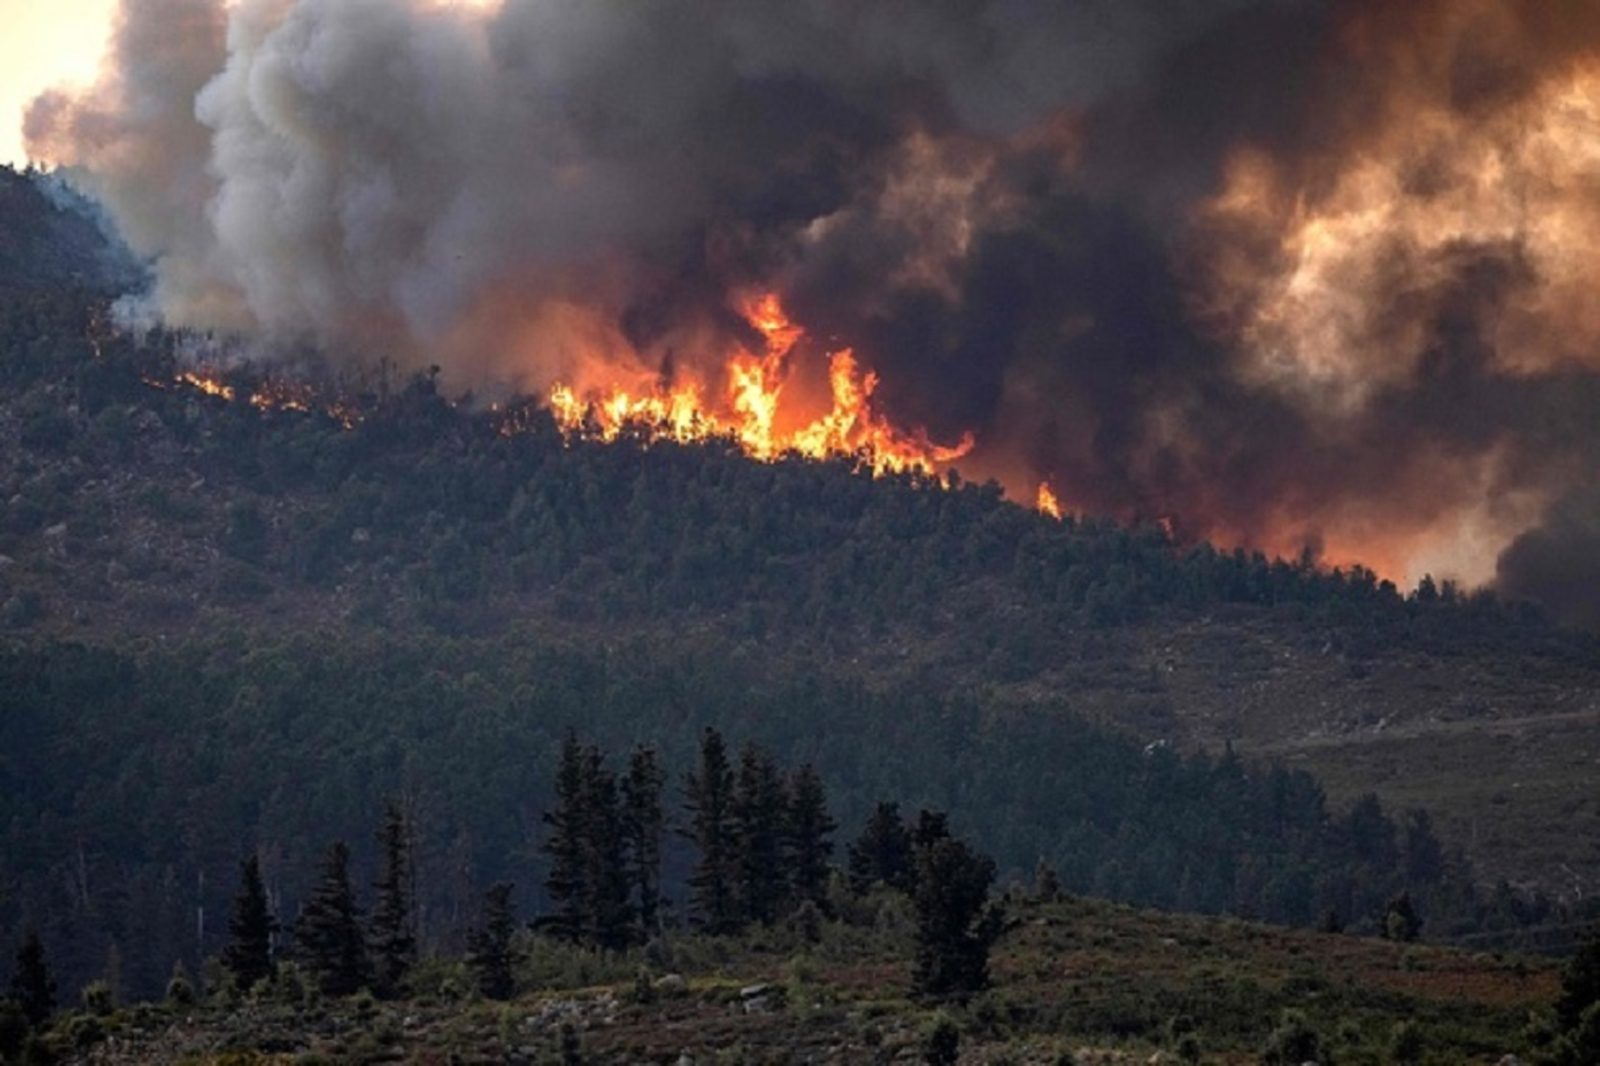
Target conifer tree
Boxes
[785,763,837,911]
[683,727,738,933]
[9,931,55,1027]
[732,743,788,925]
[848,801,914,893]
[578,745,635,949]
[621,745,665,936]
[222,855,278,991]
[910,814,1004,1000]
[369,802,416,997]
[541,732,588,942]
[467,882,517,1001]
[295,842,370,996]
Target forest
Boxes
[0,630,1559,1002]
[0,165,1597,1060]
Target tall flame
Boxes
[547,292,976,477]
[1036,482,1063,520]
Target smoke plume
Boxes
[23,0,1600,624]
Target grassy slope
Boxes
[50,895,1556,1064]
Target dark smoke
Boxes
[22,0,1600,624]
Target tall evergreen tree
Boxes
[1402,809,1444,887]
[621,745,665,936]
[785,763,837,911]
[369,802,416,997]
[683,727,739,933]
[732,743,788,926]
[222,855,278,991]
[578,746,635,949]
[9,931,55,1027]
[848,801,914,893]
[541,732,588,942]
[295,842,370,997]
[467,882,517,1001]
[910,814,1004,1000]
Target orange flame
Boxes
[547,291,975,476]
[1036,482,1063,520]
[160,369,357,427]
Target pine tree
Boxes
[732,743,788,926]
[848,801,914,893]
[467,882,517,1001]
[295,842,370,996]
[683,727,739,933]
[910,815,1004,1000]
[222,855,278,991]
[541,732,588,942]
[369,802,416,997]
[621,745,665,936]
[9,931,55,1027]
[578,745,635,949]
[785,763,837,911]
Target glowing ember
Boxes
[159,369,357,427]
[179,371,235,401]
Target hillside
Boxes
[14,894,1566,1065]
[0,168,137,296]
[1,164,1599,1008]
[1,287,1596,904]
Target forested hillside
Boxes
[0,167,136,297]
[1,166,1598,1006]
[0,631,1505,1000]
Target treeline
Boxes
[0,633,1561,1001]
[4,727,1005,1040]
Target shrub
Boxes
[166,963,196,1007]
[923,1014,960,1066]
[79,981,113,1016]
[64,1012,106,1050]
[1389,1019,1424,1063]
[1263,1008,1322,1065]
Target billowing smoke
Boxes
[23,0,1600,624]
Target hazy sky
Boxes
[0,0,116,166]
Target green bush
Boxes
[1263,1008,1322,1065]
[1388,1019,1424,1063]
[79,981,113,1017]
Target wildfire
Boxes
[179,371,234,401]
[155,369,357,427]
[1036,482,1063,520]
[149,293,1087,521]
[547,292,976,476]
